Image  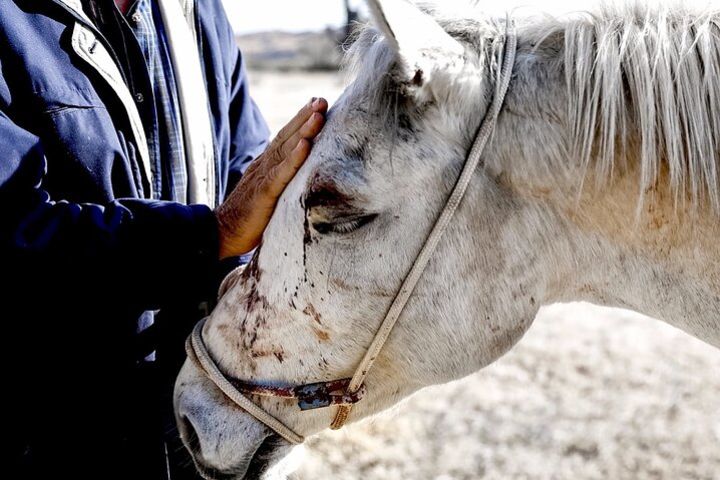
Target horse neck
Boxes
[536,185,720,349]
[480,17,720,349]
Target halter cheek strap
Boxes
[186,21,518,445]
[331,20,518,430]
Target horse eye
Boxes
[312,213,378,235]
[304,178,376,235]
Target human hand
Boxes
[216,98,328,259]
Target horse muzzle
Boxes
[174,360,292,480]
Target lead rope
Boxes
[330,23,517,430]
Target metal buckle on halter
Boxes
[296,379,366,411]
[228,376,367,412]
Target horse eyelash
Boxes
[329,219,364,234]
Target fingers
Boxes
[280,111,326,160]
[268,139,312,197]
[274,98,329,145]
[310,97,329,114]
[216,99,329,258]
[301,111,326,137]
[289,138,312,172]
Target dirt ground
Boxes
[246,71,720,480]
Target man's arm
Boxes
[0,90,326,310]
[0,107,221,308]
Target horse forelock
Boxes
[340,7,504,144]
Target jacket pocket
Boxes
[44,103,97,117]
[34,86,104,113]
[33,87,145,202]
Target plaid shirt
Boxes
[118,0,191,359]
[127,0,188,203]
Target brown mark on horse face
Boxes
[303,212,311,271]
[302,304,323,325]
[240,280,270,350]
[214,323,237,345]
[233,243,274,350]
[247,347,284,367]
[243,281,269,315]
[312,327,331,342]
[330,277,393,298]
[241,238,263,282]
[302,303,330,341]
[214,275,269,354]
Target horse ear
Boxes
[366,0,464,89]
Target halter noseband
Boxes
[186,20,518,445]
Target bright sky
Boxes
[224,0,357,34]
[223,0,720,34]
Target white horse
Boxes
[175,0,720,478]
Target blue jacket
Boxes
[0,0,269,477]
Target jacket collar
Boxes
[52,0,95,26]
[50,0,154,197]
[53,0,196,27]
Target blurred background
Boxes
[225,1,720,478]
[232,0,361,135]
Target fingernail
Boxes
[310,97,318,106]
[312,98,322,108]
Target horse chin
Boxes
[243,435,295,480]
[188,434,296,480]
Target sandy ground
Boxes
[246,71,720,480]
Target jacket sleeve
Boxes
[0,107,222,310]
[221,12,270,194]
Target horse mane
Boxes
[345,2,720,212]
[560,2,720,212]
